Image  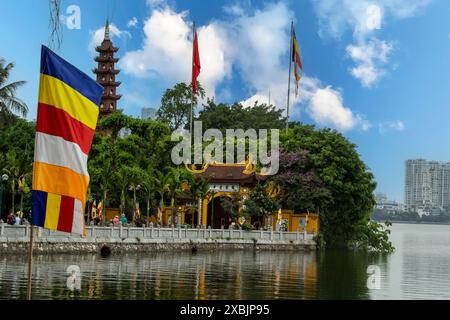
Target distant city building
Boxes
[405,159,450,210]
[141,107,157,120]
[375,193,405,213]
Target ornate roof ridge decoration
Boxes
[185,154,264,177]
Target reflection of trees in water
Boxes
[0,251,319,299]
[316,250,371,299]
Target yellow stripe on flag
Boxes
[38,74,100,130]
[32,162,89,204]
[44,193,62,230]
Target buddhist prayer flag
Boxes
[292,29,303,96]
[192,27,201,95]
[31,45,103,236]
[91,200,97,219]
[97,201,103,219]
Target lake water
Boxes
[1,223,450,300]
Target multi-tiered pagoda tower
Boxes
[93,19,122,117]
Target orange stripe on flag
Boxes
[32,162,88,204]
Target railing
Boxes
[0,224,315,242]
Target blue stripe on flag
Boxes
[31,190,48,227]
[40,45,104,106]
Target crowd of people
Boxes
[0,210,29,226]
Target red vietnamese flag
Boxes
[192,27,201,94]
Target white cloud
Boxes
[346,39,393,87]
[309,86,370,132]
[88,23,131,55]
[120,7,231,99]
[379,120,406,133]
[313,0,431,87]
[241,76,370,132]
[127,17,138,28]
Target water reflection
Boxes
[1,224,450,299]
[0,251,322,300]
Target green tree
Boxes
[220,193,241,225]
[246,182,278,228]
[154,169,172,217]
[97,112,132,140]
[3,150,29,213]
[0,59,28,127]
[141,171,156,223]
[127,166,145,223]
[167,167,188,224]
[281,123,391,251]
[197,99,285,131]
[157,82,205,130]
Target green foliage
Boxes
[220,193,241,223]
[157,82,205,130]
[281,123,393,252]
[351,221,395,253]
[0,58,28,128]
[241,222,254,231]
[197,99,286,131]
[246,182,278,223]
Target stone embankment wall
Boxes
[0,225,316,254]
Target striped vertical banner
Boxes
[31,45,103,236]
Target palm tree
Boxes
[141,171,156,225]
[128,167,144,223]
[17,175,30,214]
[196,178,211,228]
[168,167,187,226]
[154,169,171,225]
[0,59,28,126]
[115,166,132,218]
[3,150,25,213]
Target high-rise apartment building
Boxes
[405,159,450,209]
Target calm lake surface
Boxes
[1,223,450,300]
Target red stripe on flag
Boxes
[36,103,95,155]
[57,195,75,233]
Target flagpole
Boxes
[26,224,34,300]
[286,21,293,134]
[190,21,195,146]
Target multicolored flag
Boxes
[91,200,97,219]
[292,29,303,96]
[97,201,103,220]
[192,26,201,95]
[31,45,103,236]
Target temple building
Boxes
[93,19,122,117]
[157,159,318,234]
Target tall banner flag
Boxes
[192,26,201,95]
[292,29,303,96]
[31,45,103,236]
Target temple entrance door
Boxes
[207,196,231,229]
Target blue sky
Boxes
[1,0,450,202]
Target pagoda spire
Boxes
[93,18,122,117]
[104,18,110,41]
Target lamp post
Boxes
[0,174,9,221]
